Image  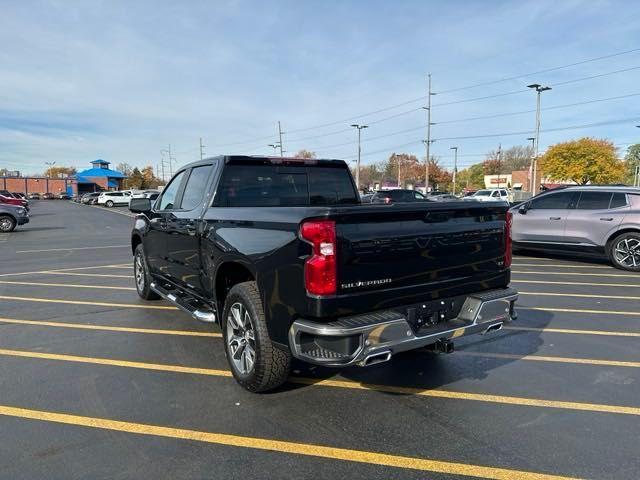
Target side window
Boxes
[180,164,214,210]
[500,190,507,196]
[414,191,425,199]
[610,193,627,208]
[158,170,187,211]
[530,191,578,210]
[576,192,612,210]
[491,191,499,197]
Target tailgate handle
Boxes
[600,217,614,221]
[549,217,562,220]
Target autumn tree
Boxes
[45,166,76,178]
[141,166,163,188]
[116,162,133,176]
[293,149,316,159]
[540,137,625,185]
[128,168,144,189]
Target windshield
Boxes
[474,190,491,196]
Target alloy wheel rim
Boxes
[0,218,13,231]
[614,237,640,268]
[134,254,145,291]
[226,302,256,375]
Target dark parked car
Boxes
[57,192,71,200]
[42,192,55,199]
[511,185,640,271]
[81,192,101,204]
[0,203,29,232]
[129,155,517,392]
[370,189,428,203]
[27,192,41,200]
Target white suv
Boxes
[97,191,132,207]
[466,189,509,202]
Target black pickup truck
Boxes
[130,156,517,392]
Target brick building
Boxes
[0,159,127,196]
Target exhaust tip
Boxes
[482,323,503,335]
[362,351,392,366]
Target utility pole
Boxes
[160,150,166,182]
[168,144,173,177]
[422,74,435,194]
[199,137,206,161]
[450,147,458,195]
[268,143,280,154]
[496,143,502,188]
[350,124,368,190]
[527,84,552,194]
[277,121,284,157]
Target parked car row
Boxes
[0,190,30,232]
[76,189,160,207]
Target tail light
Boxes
[300,220,336,296]
[384,197,391,204]
[504,211,513,268]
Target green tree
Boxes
[540,137,625,185]
[624,144,640,184]
[457,163,485,190]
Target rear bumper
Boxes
[289,287,518,366]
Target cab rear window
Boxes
[215,165,357,207]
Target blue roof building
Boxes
[74,159,127,193]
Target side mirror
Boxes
[129,197,152,213]
[518,204,528,215]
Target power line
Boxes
[205,59,640,150]
[297,92,640,153]
[437,47,640,94]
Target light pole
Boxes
[527,137,535,192]
[527,83,552,194]
[45,161,56,178]
[450,147,458,195]
[350,124,368,190]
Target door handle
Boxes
[549,217,562,220]
[600,217,614,221]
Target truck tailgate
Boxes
[333,202,509,298]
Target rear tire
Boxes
[105,200,114,208]
[222,281,291,392]
[0,215,16,232]
[134,244,161,300]
[608,232,640,272]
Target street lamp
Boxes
[350,124,368,190]
[268,143,280,154]
[450,146,458,195]
[527,137,535,192]
[45,161,56,178]
[527,84,552,194]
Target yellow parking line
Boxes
[0,264,133,278]
[0,405,577,480]
[519,291,640,301]
[0,318,221,337]
[0,280,135,291]
[504,326,640,338]
[511,279,640,288]
[512,271,633,278]
[458,351,640,369]
[1,348,639,418]
[521,306,637,316]
[513,264,610,269]
[0,295,176,310]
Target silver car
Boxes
[510,186,640,271]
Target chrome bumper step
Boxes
[289,287,518,367]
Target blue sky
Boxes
[1,0,639,175]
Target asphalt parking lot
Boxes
[1,200,639,479]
